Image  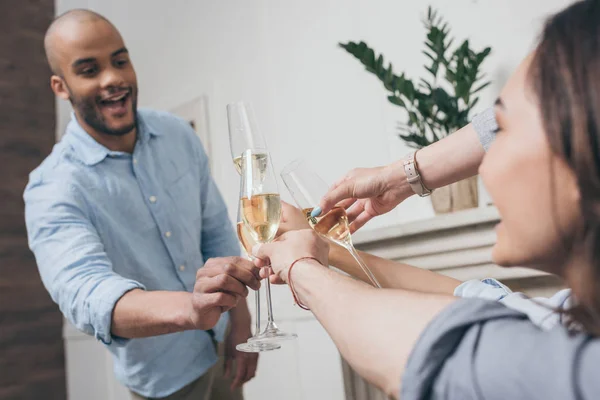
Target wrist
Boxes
[383,160,412,200]
[229,297,251,326]
[287,259,325,307]
[178,292,198,331]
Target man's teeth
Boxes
[103,93,127,103]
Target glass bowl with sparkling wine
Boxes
[281,159,382,288]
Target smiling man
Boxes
[24,9,257,400]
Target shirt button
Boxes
[179,265,186,272]
[165,231,172,238]
[133,158,138,164]
[149,196,157,203]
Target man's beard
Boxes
[68,86,138,137]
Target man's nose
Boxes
[100,67,126,89]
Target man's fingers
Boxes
[197,292,239,313]
[220,262,261,291]
[202,275,249,297]
[224,356,233,379]
[232,354,248,389]
[243,354,258,383]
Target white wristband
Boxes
[403,151,432,197]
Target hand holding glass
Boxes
[281,159,382,288]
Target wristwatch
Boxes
[403,151,432,197]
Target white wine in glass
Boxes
[239,149,297,343]
[303,206,350,243]
[241,193,282,243]
[227,102,287,351]
[281,159,382,288]
[234,200,281,353]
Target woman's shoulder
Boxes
[455,278,573,330]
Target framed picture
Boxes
[170,96,212,164]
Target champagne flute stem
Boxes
[254,287,261,335]
[264,269,275,323]
[344,242,382,288]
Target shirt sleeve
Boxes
[24,178,145,346]
[472,107,498,151]
[455,278,573,330]
[401,298,600,400]
[185,125,240,261]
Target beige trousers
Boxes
[130,340,244,400]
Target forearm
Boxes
[329,244,460,294]
[111,289,193,338]
[290,260,456,397]
[387,122,484,196]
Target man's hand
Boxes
[316,163,408,233]
[189,257,261,330]
[224,300,258,390]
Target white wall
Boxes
[55,0,572,399]
[56,0,572,228]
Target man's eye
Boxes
[115,59,129,67]
[81,67,97,75]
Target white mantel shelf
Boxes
[352,206,546,282]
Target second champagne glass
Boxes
[240,150,297,343]
[280,159,382,288]
[234,196,281,353]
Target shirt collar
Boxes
[65,111,161,166]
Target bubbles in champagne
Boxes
[241,194,281,243]
[303,206,350,243]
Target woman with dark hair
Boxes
[254,1,600,398]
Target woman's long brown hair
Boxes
[529,0,600,335]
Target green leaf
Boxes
[422,50,436,63]
[361,48,375,67]
[383,65,395,91]
[387,95,406,107]
[375,55,384,74]
[471,81,491,95]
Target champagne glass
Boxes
[228,102,279,352]
[240,149,297,342]
[280,159,382,288]
[234,192,281,353]
[227,102,269,180]
[227,102,296,342]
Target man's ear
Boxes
[50,75,70,101]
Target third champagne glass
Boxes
[235,191,281,353]
[280,159,382,288]
[240,150,297,343]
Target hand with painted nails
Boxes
[312,162,409,233]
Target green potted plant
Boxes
[340,6,492,214]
